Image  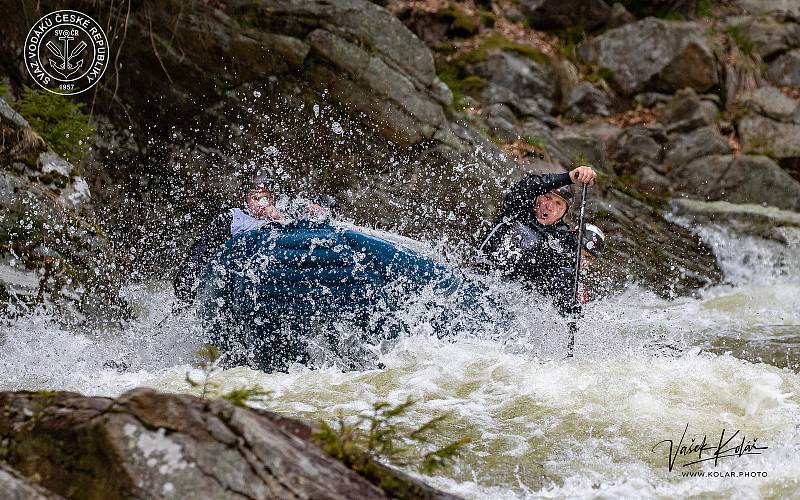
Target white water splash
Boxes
[1,221,799,499]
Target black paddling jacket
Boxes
[479,172,579,314]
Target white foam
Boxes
[1,222,800,498]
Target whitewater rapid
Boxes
[1,222,799,499]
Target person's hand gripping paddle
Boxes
[567,182,589,358]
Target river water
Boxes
[1,219,799,499]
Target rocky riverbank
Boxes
[0,388,459,499]
[1,0,800,309]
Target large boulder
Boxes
[735,0,800,15]
[662,126,732,171]
[767,48,800,86]
[721,15,800,59]
[517,0,612,30]
[225,0,451,146]
[0,464,61,500]
[739,86,798,120]
[590,187,722,296]
[671,198,800,244]
[563,82,612,120]
[480,84,555,122]
[578,18,718,95]
[482,103,520,141]
[473,51,557,109]
[554,130,607,170]
[608,125,667,173]
[739,113,800,156]
[669,154,800,211]
[0,389,457,500]
[737,86,800,160]
[659,88,719,133]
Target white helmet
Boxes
[581,223,605,257]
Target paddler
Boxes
[173,173,332,307]
[477,166,597,314]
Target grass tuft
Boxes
[725,25,754,56]
[314,397,470,480]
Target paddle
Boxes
[567,183,589,358]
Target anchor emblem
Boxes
[46,34,86,79]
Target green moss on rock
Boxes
[610,174,669,211]
[16,88,95,163]
[460,32,549,66]
[479,10,496,28]
[37,171,70,188]
[436,6,480,38]
[437,68,487,109]
[436,32,547,110]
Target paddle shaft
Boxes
[567,183,589,358]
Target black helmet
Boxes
[581,223,605,257]
[250,171,280,193]
[550,186,574,209]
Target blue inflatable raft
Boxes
[197,220,464,371]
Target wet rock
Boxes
[517,0,612,30]
[739,113,800,158]
[481,84,555,121]
[59,176,92,206]
[483,104,519,140]
[592,186,722,297]
[609,125,666,173]
[0,464,61,500]
[0,97,124,320]
[740,86,799,120]
[735,0,800,15]
[305,28,447,145]
[607,2,636,29]
[662,126,732,171]
[660,88,718,132]
[737,87,800,160]
[516,120,572,165]
[721,15,800,59]
[473,51,557,106]
[634,165,672,194]
[669,154,800,211]
[0,98,30,129]
[564,82,612,120]
[578,18,718,95]
[555,131,606,169]
[669,153,729,197]
[0,389,457,500]
[767,48,800,86]
[484,103,517,125]
[670,198,800,244]
[37,152,72,178]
